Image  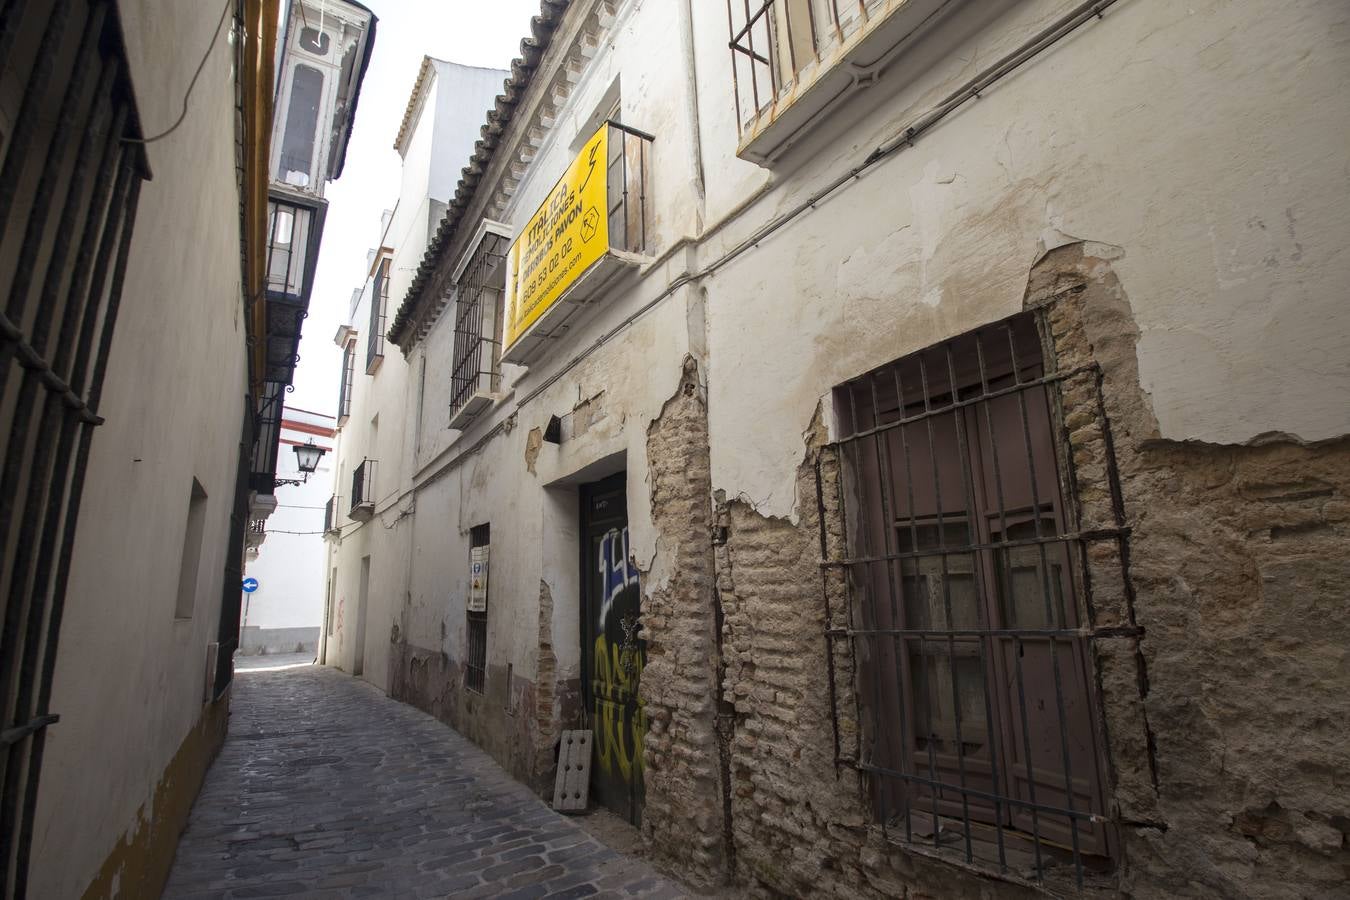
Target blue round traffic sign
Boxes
[241,577,259,593]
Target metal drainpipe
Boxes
[679,0,707,214]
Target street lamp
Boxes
[275,438,327,487]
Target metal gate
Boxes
[0,1,150,893]
[580,473,646,824]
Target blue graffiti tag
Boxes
[597,526,637,630]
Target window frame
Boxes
[366,253,389,373]
[337,338,355,424]
[820,310,1125,887]
[278,62,325,188]
[448,224,511,428]
[465,524,491,694]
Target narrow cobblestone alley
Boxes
[162,664,691,899]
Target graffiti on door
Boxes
[592,526,646,784]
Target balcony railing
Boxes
[606,120,651,256]
[324,496,339,534]
[349,459,375,521]
[727,0,948,161]
[449,232,508,425]
[337,339,354,424]
[263,193,326,386]
[366,257,388,374]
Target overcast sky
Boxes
[287,0,542,416]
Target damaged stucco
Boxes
[700,0,1350,522]
[320,0,1350,896]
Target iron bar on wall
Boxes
[0,1,150,893]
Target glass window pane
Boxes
[281,65,323,185]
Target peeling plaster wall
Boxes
[708,245,1350,898]
[1038,246,1350,898]
[324,0,1349,895]
[693,0,1350,521]
[388,283,699,786]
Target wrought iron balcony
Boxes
[366,256,388,374]
[449,231,508,427]
[263,192,327,386]
[349,459,375,521]
[324,496,339,535]
[727,0,952,164]
[605,120,651,256]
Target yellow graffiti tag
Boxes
[592,634,646,782]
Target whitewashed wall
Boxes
[691,0,1350,518]
[28,2,251,895]
[325,60,507,687]
[246,416,336,630]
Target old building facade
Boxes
[323,0,1350,897]
[321,56,508,678]
[0,1,370,897]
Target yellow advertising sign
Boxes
[505,125,609,350]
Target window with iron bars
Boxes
[449,232,508,421]
[727,0,901,132]
[337,338,355,424]
[465,524,490,694]
[605,121,651,255]
[350,458,375,512]
[822,311,1124,888]
[366,255,388,373]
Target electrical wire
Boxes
[124,0,234,145]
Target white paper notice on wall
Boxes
[468,545,489,613]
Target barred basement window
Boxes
[448,228,508,428]
[366,255,388,373]
[337,338,355,424]
[465,524,491,694]
[822,311,1123,887]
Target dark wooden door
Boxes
[580,474,646,824]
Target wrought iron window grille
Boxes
[323,496,340,534]
[604,120,651,256]
[449,232,508,420]
[337,339,355,424]
[366,256,388,373]
[818,310,1128,889]
[727,0,900,133]
[465,614,488,694]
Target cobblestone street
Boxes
[163,663,689,899]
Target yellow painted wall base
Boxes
[79,692,230,900]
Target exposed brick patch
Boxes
[705,243,1350,897]
[535,579,560,789]
[640,356,728,888]
[1034,242,1350,897]
[712,409,1040,898]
